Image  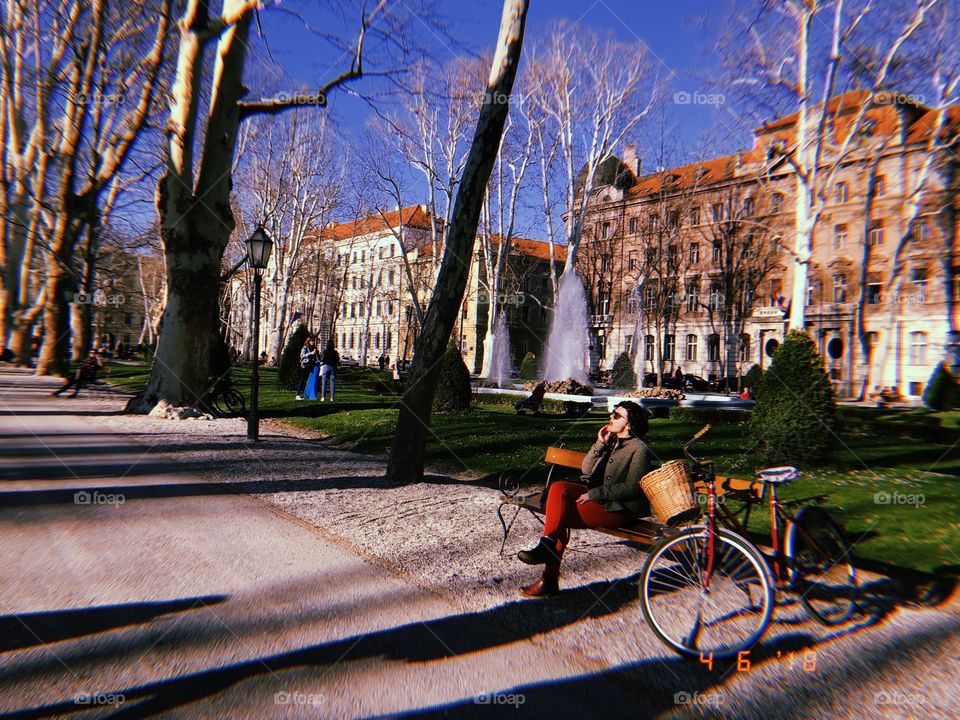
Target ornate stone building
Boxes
[579,91,959,398]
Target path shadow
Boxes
[0,596,227,652]
[3,576,639,719]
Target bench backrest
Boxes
[543,446,762,499]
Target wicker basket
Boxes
[640,460,699,526]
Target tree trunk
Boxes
[386,0,529,484]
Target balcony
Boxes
[590,314,614,326]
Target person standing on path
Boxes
[296,337,317,400]
[52,351,107,398]
[319,339,340,402]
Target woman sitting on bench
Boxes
[517,401,651,597]
[514,381,547,414]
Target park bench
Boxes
[496,445,765,555]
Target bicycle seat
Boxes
[756,466,799,484]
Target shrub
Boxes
[519,351,538,381]
[922,362,957,410]
[278,324,310,390]
[748,330,837,467]
[743,364,763,396]
[611,351,637,389]
[433,343,472,413]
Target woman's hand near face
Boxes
[598,424,612,444]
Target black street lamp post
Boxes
[246,226,274,441]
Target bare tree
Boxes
[386,0,529,484]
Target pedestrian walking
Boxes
[52,351,107,398]
[296,337,317,400]
[319,339,340,401]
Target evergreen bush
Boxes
[278,324,310,390]
[922,362,957,410]
[611,351,637,389]
[433,343,472,413]
[748,330,837,466]
[519,351,538,381]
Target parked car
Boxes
[711,376,741,393]
[682,374,712,392]
[339,356,360,367]
[641,372,658,388]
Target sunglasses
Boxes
[609,410,627,420]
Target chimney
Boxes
[622,143,641,177]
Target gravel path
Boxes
[7,372,958,719]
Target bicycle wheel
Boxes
[785,506,858,625]
[641,527,774,659]
[214,389,246,417]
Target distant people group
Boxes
[296,336,340,401]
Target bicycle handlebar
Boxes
[683,424,711,466]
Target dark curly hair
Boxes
[615,400,649,438]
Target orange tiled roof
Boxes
[418,234,567,263]
[308,205,436,242]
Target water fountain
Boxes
[543,271,590,384]
[486,311,512,388]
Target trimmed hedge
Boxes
[922,362,957,410]
[748,330,837,466]
[433,343,472,413]
[278,324,310,390]
[611,351,637,389]
[519,351,538,381]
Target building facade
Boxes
[578,91,959,398]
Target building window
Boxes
[644,334,654,362]
[708,334,720,362]
[602,222,610,239]
[712,242,722,263]
[869,223,884,246]
[686,283,700,312]
[388,269,395,286]
[669,211,680,228]
[629,217,638,234]
[389,244,395,257]
[628,251,637,272]
[648,213,658,232]
[643,284,656,310]
[771,192,783,214]
[909,331,927,365]
[625,335,634,354]
[833,274,846,303]
[350,303,356,318]
[686,334,698,362]
[352,276,357,290]
[690,243,699,264]
[709,284,722,312]
[743,197,754,217]
[911,268,927,304]
[663,334,675,361]
[375,332,381,347]
[875,175,885,197]
[359,301,365,316]
[386,331,392,350]
[912,219,927,243]
[712,203,723,222]
[867,283,882,304]
[835,181,848,203]
[374,300,380,317]
[865,331,878,355]
[739,334,751,363]
[690,207,700,225]
[667,244,678,269]
[378,246,384,259]
[361,250,366,262]
[834,224,847,250]
[349,331,354,349]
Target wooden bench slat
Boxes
[544,447,587,469]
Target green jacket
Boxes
[582,435,651,517]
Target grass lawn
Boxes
[105,361,960,579]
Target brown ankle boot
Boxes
[520,575,559,598]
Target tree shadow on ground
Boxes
[0,596,227,653]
